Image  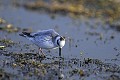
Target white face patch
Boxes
[59,40,65,48]
[55,36,65,48]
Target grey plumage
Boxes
[31,29,59,37]
[20,29,60,49]
[20,29,65,56]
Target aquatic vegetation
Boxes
[0,23,20,33]
[0,39,15,49]
[0,18,6,24]
[0,37,120,80]
[0,18,33,33]
[20,0,120,23]
[1,48,120,80]
[0,46,5,49]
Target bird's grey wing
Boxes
[31,29,59,37]
[33,35,52,43]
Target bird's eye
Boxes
[60,36,65,41]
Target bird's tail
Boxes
[19,32,33,37]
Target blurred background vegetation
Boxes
[20,0,120,23]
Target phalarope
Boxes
[20,29,65,56]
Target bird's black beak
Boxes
[59,47,61,57]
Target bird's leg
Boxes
[59,48,61,57]
[39,48,45,56]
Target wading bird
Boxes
[20,29,65,57]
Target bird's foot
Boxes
[38,48,46,58]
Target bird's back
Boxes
[31,29,59,37]
[32,29,59,49]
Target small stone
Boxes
[0,46,5,49]
[6,24,13,29]
[79,69,84,76]
[0,18,6,24]
[59,73,64,79]
[12,63,17,67]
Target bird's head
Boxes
[56,36,65,48]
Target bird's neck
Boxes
[55,36,60,46]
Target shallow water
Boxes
[0,1,120,80]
